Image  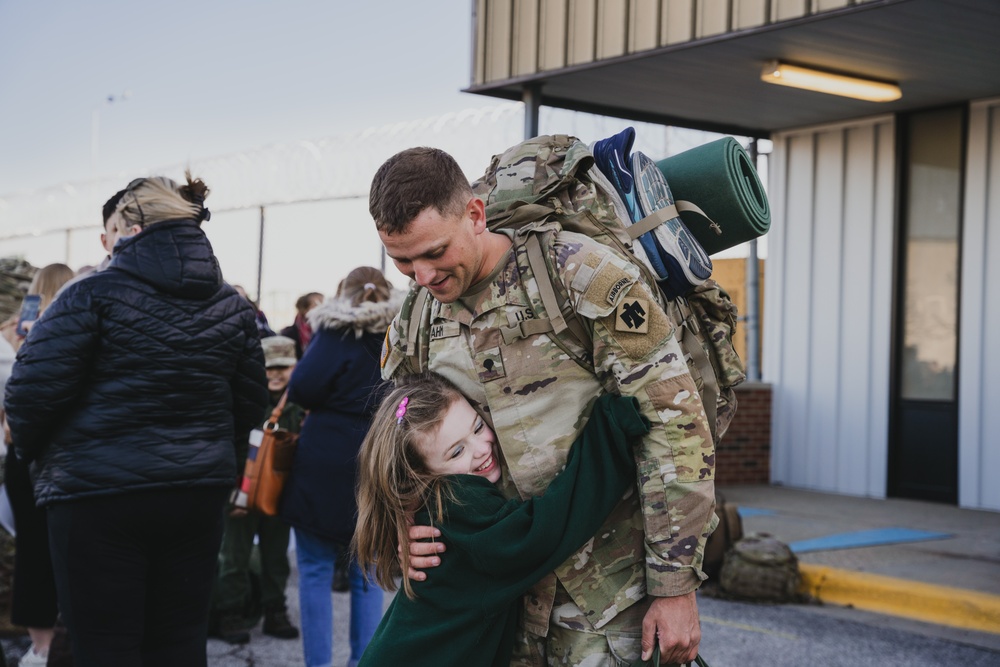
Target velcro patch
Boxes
[601,282,672,361]
[430,321,461,340]
[476,347,506,383]
[581,260,636,319]
[616,298,649,334]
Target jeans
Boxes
[294,528,384,667]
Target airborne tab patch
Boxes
[607,277,631,305]
[616,298,649,334]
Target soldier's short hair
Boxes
[369,147,472,234]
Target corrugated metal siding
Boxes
[697,0,730,37]
[539,0,568,72]
[663,0,696,45]
[765,116,895,497]
[568,0,598,65]
[960,97,1000,511]
[733,0,768,30]
[597,0,628,59]
[512,0,540,76]
[629,0,661,52]
[485,0,513,82]
[474,0,877,83]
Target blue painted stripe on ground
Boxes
[789,528,952,553]
[737,507,775,518]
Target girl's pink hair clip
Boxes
[395,397,409,424]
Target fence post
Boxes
[256,206,265,303]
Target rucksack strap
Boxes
[523,234,593,353]
[626,200,717,241]
[672,297,721,443]
[404,287,432,372]
[495,232,594,372]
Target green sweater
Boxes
[357,394,650,667]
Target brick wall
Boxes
[716,382,771,485]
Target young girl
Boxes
[353,373,650,667]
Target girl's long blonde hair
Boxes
[353,373,465,599]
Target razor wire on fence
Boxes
[0,102,731,325]
[0,102,719,244]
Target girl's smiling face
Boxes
[417,396,500,483]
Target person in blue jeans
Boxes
[292,531,385,667]
[279,266,403,667]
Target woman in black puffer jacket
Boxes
[3,173,267,667]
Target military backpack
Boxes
[719,533,800,602]
[397,134,747,443]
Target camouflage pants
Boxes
[510,584,652,667]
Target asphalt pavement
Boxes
[721,484,1000,650]
[2,484,997,665]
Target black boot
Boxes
[212,611,251,645]
[332,543,350,592]
[263,604,299,639]
[332,561,350,592]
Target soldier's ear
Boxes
[467,196,487,233]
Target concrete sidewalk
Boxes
[720,484,1000,646]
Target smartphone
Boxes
[16,294,41,337]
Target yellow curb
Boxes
[798,563,1000,635]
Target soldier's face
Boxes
[266,366,293,393]
[379,198,488,303]
[417,396,501,484]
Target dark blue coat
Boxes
[280,295,400,543]
[3,219,268,506]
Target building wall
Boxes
[959,97,1000,511]
[764,115,895,498]
[716,382,772,485]
[473,0,876,85]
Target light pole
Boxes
[91,91,131,175]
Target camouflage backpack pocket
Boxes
[685,279,746,390]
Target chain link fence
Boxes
[0,103,727,326]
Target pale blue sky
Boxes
[0,0,479,194]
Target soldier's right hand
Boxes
[399,524,446,581]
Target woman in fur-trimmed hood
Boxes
[279,266,403,667]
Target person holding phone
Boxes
[4,263,74,666]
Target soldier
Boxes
[370,147,716,666]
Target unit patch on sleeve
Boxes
[615,298,649,334]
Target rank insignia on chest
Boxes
[615,298,649,334]
[477,347,506,383]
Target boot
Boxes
[331,560,350,592]
[332,544,351,593]
[263,604,299,639]
[212,611,251,645]
[47,614,75,667]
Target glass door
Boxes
[890,106,964,503]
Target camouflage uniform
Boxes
[382,224,717,666]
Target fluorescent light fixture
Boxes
[761,60,901,102]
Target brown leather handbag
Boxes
[236,391,299,516]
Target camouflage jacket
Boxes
[381,225,717,635]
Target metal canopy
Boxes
[464,0,1000,137]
